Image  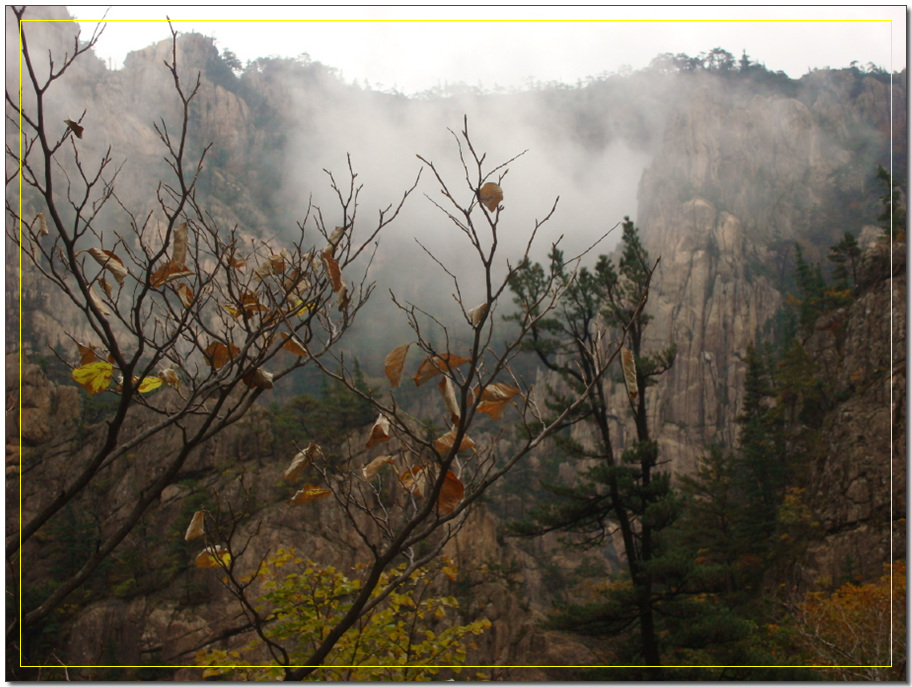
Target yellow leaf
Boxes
[286,485,332,506]
[479,182,503,212]
[366,414,391,449]
[195,545,230,569]
[185,511,205,541]
[72,361,114,395]
[362,455,394,480]
[136,376,163,393]
[384,343,411,387]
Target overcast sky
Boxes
[63,5,905,95]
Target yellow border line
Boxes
[14,12,900,676]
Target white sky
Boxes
[63,5,906,95]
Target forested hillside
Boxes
[6,6,905,679]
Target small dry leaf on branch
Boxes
[64,118,83,138]
[76,343,99,365]
[321,253,344,293]
[399,465,429,499]
[366,414,391,449]
[433,428,475,456]
[98,277,113,299]
[325,226,346,256]
[84,248,128,286]
[384,343,411,387]
[399,466,464,514]
[88,285,110,316]
[468,302,489,327]
[150,262,194,287]
[194,545,231,569]
[173,282,194,308]
[362,454,395,480]
[203,341,239,370]
[253,253,287,282]
[474,382,521,420]
[413,353,471,387]
[286,485,332,506]
[336,283,350,311]
[621,347,638,403]
[438,376,461,425]
[150,223,192,286]
[184,511,206,541]
[34,212,48,237]
[159,368,180,387]
[437,471,465,515]
[478,182,503,212]
[284,442,323,482]
[71,360,114,395]
[225,292,269,319]
[280,333,309,358]
[242,368,274,390]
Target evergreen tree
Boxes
[828,231,861,291]
[731,343,787,569]
[507,219,678,674]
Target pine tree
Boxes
[507,219,677,674]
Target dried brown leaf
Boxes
[185,511,205,541]
[284,443,322,482]
[384,343,411,387]
[366,414,391,449]
[433,428,475,455]
[413,354,471,387]
[438,376,461,425]
[479,182,503,212]
[468,302,489,327]
[203,341,239,370]
[361,454,395,480]
[437,471,465,515]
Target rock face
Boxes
[798,240,905,585]
[631,71,896,476]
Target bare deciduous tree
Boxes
[6,7,415,668]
